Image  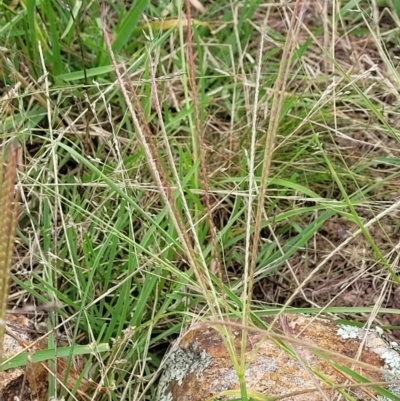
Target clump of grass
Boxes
[2,0,400,400]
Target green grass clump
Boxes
[2,0,400,400]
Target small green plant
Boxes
[0,144,20,362]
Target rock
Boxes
[0,314,48,401]
[157,314,400,401]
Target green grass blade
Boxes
[112,0,149,53]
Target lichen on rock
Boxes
[156,343,213,401]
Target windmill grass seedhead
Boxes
[0,144,21,363]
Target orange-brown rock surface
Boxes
[157,314,400,401]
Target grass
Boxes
[2,0,400,400]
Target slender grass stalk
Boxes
[245,0,308,318]
[0,144,20,363]
[184,0,226,304]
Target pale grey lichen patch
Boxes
[156,345,213,401]
[382,349,400,372]
[291,376,306,386]
[245,357,278,382]
[209,368,239,393]
[378,349,400,401]
[337,324,365,340]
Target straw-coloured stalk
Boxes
[0,145,20,363]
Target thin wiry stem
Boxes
[185,0,227,308]
[247,0,309,312]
